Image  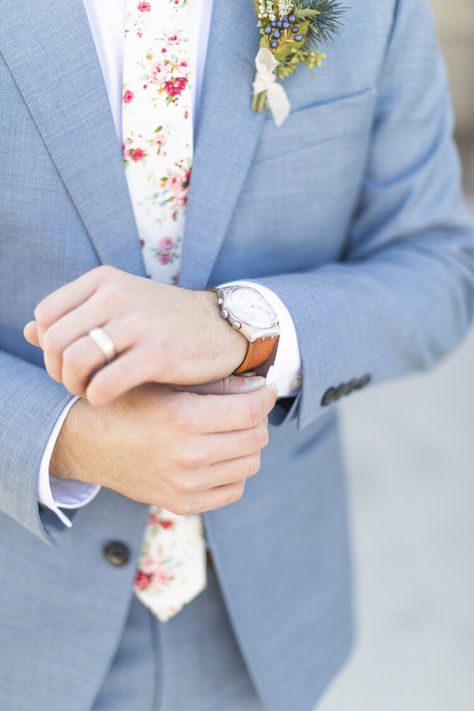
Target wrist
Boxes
[50,398,95,483]
[198,289,248,375]
[209,285,281,376]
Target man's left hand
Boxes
[24,266,247,406]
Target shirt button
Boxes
[103,541,130,567]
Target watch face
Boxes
[227,287,278,329]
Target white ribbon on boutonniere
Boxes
[251,1,347,127]
[252,48,291,127]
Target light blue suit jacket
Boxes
[0,0,473,709]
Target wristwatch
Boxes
[213,285,280,375]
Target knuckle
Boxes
[170,477,187,495]
[246,453,261,477]
[171,497,196,516]
[188,446,206,468]
[174,474,189,493]
[62,345,81,371]
[177,446,202,470]
[176,449,195,470]
[167,501,182,515]
[44,362,59,382]
[176,501,192,515]
[94,264,116,281]
[227,483,245,506]
[98,281,121,304]
[266,387,277,411]
[127,310,149,336]
[254,423,269,450]
[34,301,49,324]
[180,471,202,493]
[171,399,195,433]
[248,400,264,428]
[42,328,61,355]
[88,379,112,404]
[234,482,245,501]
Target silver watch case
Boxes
[216,286,280,344]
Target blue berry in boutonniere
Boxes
[252,0,347,126]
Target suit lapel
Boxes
[0,0,146,276]
[0,0,265,287]
[179,0,266,289]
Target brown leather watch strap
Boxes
[234,336,279,375]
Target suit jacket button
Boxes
[103,541,130,567]
[321,387,337,407]
[345,379,359,395]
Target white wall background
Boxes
[318,329,474,711]
[431,0,474,137]
[317,3,474,708]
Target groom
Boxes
[1,0,473,710]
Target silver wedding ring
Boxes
[88,327,117,363]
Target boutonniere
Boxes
[252,1,347,126]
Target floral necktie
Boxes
[122,0,207,621]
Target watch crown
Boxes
[221,308,230,319]
[232,320,242,330]
[217,296,224,306]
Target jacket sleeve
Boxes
[256,0,474,430]
[0,349,74,543]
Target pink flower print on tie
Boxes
[139,159,191,228]
[164,76,188,101]
[150,128,168,156]
[133,506,207,621]
[123,0,206,621]
[154,237,178,266]
[150,61,171,86]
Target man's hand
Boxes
[51,381,277,515]
[24,266,247,406]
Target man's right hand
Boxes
[50,381,277,515]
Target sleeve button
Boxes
[103,541,130,567]
[345,379,359,395]
[321,387,337,407]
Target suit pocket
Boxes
[253,87,376,164]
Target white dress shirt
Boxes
[38,0,301,525]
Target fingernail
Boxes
[23,321,35,342]
[242,376,267,391]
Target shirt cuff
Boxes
[217,281,302,398]
[38,397,101,528]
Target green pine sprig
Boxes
[252,0,348,113]
[295,0,346,45]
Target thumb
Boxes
[174,375,267,396]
